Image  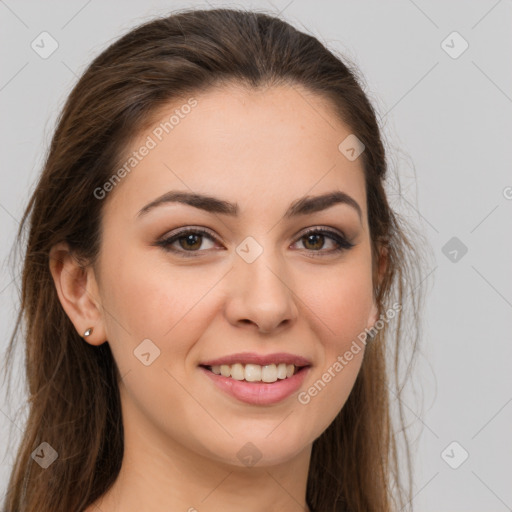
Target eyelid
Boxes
[163,225,218,240]
[296,226,349,242]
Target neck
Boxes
[89,395,313,512]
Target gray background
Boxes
[1,1,511,510]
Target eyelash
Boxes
[155,226,355,258]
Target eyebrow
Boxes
[136,190,363,223]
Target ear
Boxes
[49,242,107,346]
[367,243,388,329]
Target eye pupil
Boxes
[304,233,324,250]
[180,234,202,250]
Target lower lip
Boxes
[199,366,310,405]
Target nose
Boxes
[224,247,299,334]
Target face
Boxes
[91,84,379,468]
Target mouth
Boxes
[199,363,309,383]
[198,363,312,405]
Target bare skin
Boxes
[50,83,385,512]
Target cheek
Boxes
[296,256,374,344]
[292,259,372,419]
[99,249,222,357]
[97,252,223,435]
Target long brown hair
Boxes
[1,7,430,512]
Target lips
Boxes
[198,352,312,404]
[199,351,312,368]
[199,365,311,405]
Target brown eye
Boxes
[301,233,327,251]
[178,233,203,251]
[156,226,355,258]
[156,228,218,256]
[292,228,355,256]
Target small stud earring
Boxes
[83,327,93,337]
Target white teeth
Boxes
[261,364,277,383]
[209,363,298,382]
[276,363,288,380]
[230,363,244,381]
[244,364,262,382]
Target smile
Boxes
[199,364,311,405]
[203,362,302,383]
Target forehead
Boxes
[104,84,367,223]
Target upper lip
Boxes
[200,352,311,367]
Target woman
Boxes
[2,7,429,512]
